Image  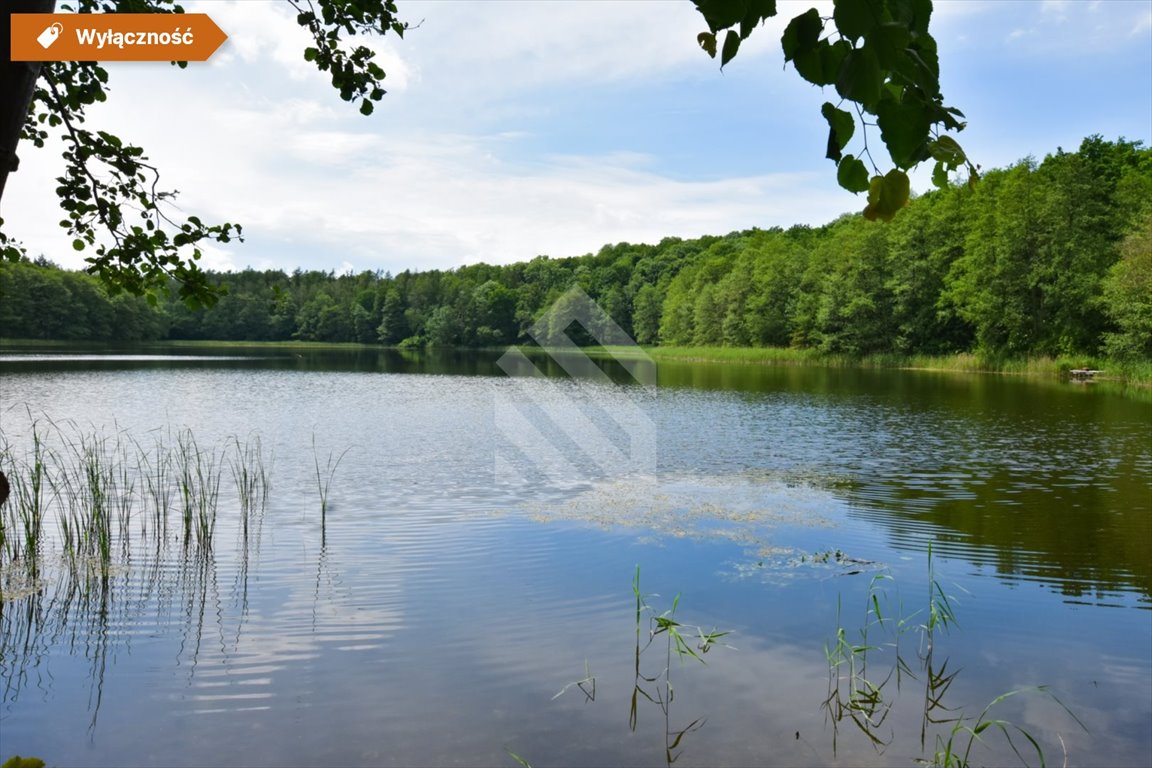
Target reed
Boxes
[822,548,1081,766]
[132,431,173,541]
[2,424,51,577]
[0,421,266,564]
[924,687,1085,768]
[78,431,114,564]
[229,434,271,542]
[312,434,349,519]
[175,429,222,551]
[629,565,730,765]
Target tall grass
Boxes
[0,419,278,597]
[175,429,222,551]
[133,432,173,541]
[229,434,271,545]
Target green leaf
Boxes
[875,96,931,168]
[821,102,855,161]
[931,160,949,189]
[359,99,374,116]
[303,46,318,62]
[821,39,851,84]
[837,154,870,193]
[833,0,879,41]
[781,8,822,63]
[888,0,933,36]
[928,135,966,165]
[793,38,848,86]
[866,22,912,70]
[835,45,882,108]
[739,0,777,39]
[72,238,85,251]
[863,169,910,221]
[721,29,741,67]
[2,758,46,768]
[693,0,777,36]
[697,31,717,58]
[693,0,748,32]
[791,44,825,85]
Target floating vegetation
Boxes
[723,545,883,587]
[523,472,839,550]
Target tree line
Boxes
[2,136,1149,360]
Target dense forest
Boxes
[2,136,1150,360]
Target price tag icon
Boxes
[37,22,63,49]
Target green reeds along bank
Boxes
[0,419,278,595]
[630,346,1152,387]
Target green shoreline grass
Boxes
[614,346,1152,387]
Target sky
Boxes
[5,0,1152,277]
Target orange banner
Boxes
[10,13,228,62]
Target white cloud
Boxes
[1134,10,1152,37]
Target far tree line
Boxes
[2,136,1149,360]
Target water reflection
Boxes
[1,346,1149,766]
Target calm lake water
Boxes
[1,345,1149,767]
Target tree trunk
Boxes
[0,0,58,208]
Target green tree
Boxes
[944,163,1044,356]
[376,287,409,344]
[810,217,894,354]
[631,283,664,345]
[471,280,517,346]
[885,184,972,353]
[743,231,808,347]
[424,304,462,347]
[1101,215,1152,359]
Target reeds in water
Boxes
[0,418,275,596]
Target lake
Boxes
[0,344,1149,767]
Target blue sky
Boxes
[6,0,1151,276]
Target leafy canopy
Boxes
[693,0,977,220]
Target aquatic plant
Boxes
[228,433,271,542]
[551,660,595,703]
[133,431,174,540]
[0,418,280,595]
[175,429,222,551]
[823,548,1084,766]
[312,434,350,519]
[630,565,731,766]
[1,424,49,578]
[918,687,1081,768]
